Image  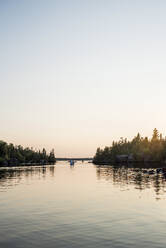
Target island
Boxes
[93,128,166,165]
[0,141,56,166]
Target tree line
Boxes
[0,140,56,166]
[93,129,166,164]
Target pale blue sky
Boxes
[1,0,166,157]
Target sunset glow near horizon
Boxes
[1,0,166,157]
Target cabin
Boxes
[116,154,133,163]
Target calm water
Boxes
[0,162,166,248]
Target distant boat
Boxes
[70,160,74,166]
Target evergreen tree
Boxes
[0,141,56,166]
[93,129,166,164]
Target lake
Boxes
[0,162,166,248]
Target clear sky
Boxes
[1,0,166,157]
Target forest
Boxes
[93,129,166,164]
[0,140,56,166]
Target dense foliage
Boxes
[93,129,166,164]
[0,141,56,166]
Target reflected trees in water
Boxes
[0,165,55,190]
[96,165,166,198]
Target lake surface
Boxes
[0,162,166,248]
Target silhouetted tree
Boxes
[0,141,56,166]
[93,129,166,164]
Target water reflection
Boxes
[96,164,166,198]
[1,163,166,199]
[0,163,166,248]
[0,165,55,190]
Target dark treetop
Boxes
[93,128,166,165]
[0,141,56,166]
